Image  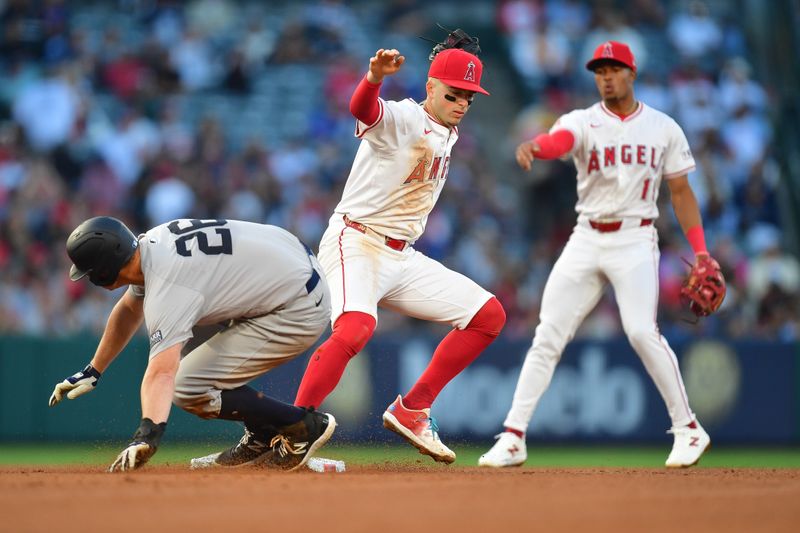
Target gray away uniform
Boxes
[129,219,330,418]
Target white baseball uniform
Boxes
[318,97,492,328]
[129,218,330,417]
[504,101,698,432]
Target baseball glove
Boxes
[424,24,482,60]
[680,255,726,317]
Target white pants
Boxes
[504,223,695,431]
[318,216,492,329]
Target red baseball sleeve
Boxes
[349,75,382,124]
[532,129,575,160]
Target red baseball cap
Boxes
[428,48,489,95]
[586,41,637,73]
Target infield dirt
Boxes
[2,465,798,532]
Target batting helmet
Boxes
[66,216,139,286]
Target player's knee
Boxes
[625,326,655,349]
[173,381,217,418]
[468,296,506,337]
[532,321,569,356]
[331,311,376,357]
[173,390,206,417]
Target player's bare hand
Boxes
[515,140,540,171]
[367,48,404,84]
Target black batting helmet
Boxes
[66,216,139,286]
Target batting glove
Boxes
[48,364,102,407]
[108,418,167,473]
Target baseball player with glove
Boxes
[292,28,506,464]
[49,216,336,472]
[480,41,725,469]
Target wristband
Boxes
[686,225,708,256]
[133,418,167,449]
[82,364,102,379]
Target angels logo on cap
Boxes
[428,49,489,95]
[464,61,476,82]
[586,40,637,72]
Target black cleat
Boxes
[191,428,273,468]
[264,409,337,471]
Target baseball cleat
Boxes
[382,395,456,464]
[192,453,346,473]
[189,428,272,469]
[478,431,527,467]
[264,409,337,472]
[665,421,711,468]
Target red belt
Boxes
[343,215,407,251]
[588,218,653,233]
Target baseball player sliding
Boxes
[293,29,506,463]
[49,216,335,472]
[480,41,724,468]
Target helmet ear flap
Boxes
[89,263,117,286]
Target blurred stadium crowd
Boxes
[0,0,796,342]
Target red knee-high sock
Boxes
[294,311,376,409]
[403,297,505,410]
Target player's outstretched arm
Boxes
[90,289,145,372]
[108,343,180,472]
[515,130,574,171]
[48,290,144,407]
[139,343,181,424]
[351,48,405,124]
[367,48,405,84]
[515,140,541,171]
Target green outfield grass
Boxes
[2,443,800,468]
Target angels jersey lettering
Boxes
[335,98,458,242]
[553,102,695,220]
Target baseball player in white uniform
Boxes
[480,41,718,468]
[293,31,506,464]
[49,216,335,472]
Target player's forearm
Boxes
[532,129,574,159]
[670,183,703,232]
[91,294,144,372]
[350,75,382,124]
[140,345,181,424]
[140,373,175,424]
[669,182,707,255]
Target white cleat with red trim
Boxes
[478,432,527,468]
[665,421,710,468]
[382,395,456,464]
